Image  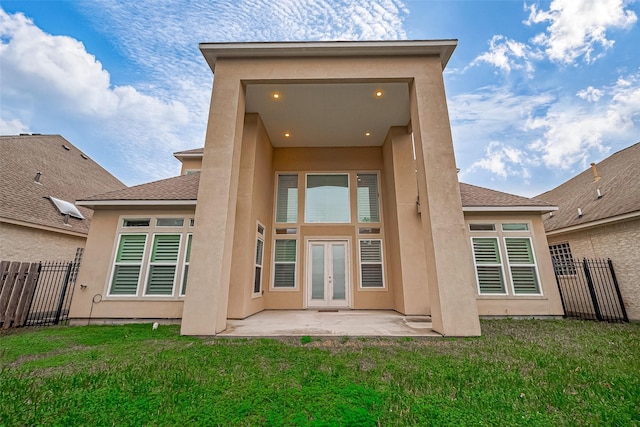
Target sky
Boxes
[1,0,639,197]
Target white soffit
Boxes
[245,82,410,147]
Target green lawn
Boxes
[1,320,639,426]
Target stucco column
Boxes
[181,69,246,335]
[410,63,481,336]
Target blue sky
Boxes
[1,0,638,197]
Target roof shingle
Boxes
[0,134,125,234]
[537,142,640,232]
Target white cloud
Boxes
[0,8,191,183]
[527,72,640,169]
[525,0,637,64]
[468,141,534,180]
[576,86,604,102]
[0,117,29,134]
[470,35,538,74]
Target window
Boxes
[470,222,542,296]
[502,223,529,231]
[276,174,298,223]
[109,216,191,298]
[180,234,192,295]
[156,218,184,227]
[549,242,576,275]
[359,239,384,288]
[357,173,379,223]
[471,238,506,294]
[110,234,147,295]
[273,240,296,288]
[253,223,265,295]
[123,218,150,227]
[305,174,350,223]
[505,238,540,294]
[145,234,181,295]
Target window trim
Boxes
[107,233,149,297]
[470,237,507,296]
[143,233,182,297]
[253,221,265,297]
[271,238,298,291]
[504,236,542,296]
[357,238,386,290]
[179,233,192,296]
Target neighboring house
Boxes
[0,134,126,262]
[539,142,640,321]
[69,40,563,336]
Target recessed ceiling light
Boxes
[284,132,291,138]
[365,132,371,136]
[375,90,383,98]
[272,92,281,100]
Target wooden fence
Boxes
[0,261,41,329]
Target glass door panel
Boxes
[332,244,346,300]
[311,244,325,300]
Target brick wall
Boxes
[547,217,640,321]
[0,222,85,262]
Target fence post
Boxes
[53,262,73,325]
[552,258,568,318]
[583,258,602,321]
[607,259,629,322]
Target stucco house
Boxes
[539,142,640,321]
[0,134,126,262]
[69,40,564,336]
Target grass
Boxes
[1,320,639,426]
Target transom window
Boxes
[305,174,350,223]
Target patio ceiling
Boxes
[244,82,411,147]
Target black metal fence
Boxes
[0,249,82,328]
[553,257,628,323]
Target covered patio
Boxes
[218,310,441,337]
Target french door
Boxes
[306,240,350,308]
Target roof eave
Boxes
[76,200,197,208]
[545,210,640,235]
[463,206,558,213]
[199,40,458,73]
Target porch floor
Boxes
[218,310,441,337]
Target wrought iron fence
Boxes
[553,257,628,323]
[0,249,82,328]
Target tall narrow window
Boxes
[276,174,298,223]
[110,234,147,295]
[145,234,181,295]
[254,224,265,294]
[180,234,192,296]
[357,173,380,223]
[273,240,296,288]
[359,239,384,288]
[305,174,350,223]
[505,238,540,294]
[472,237,506,294]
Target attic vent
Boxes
[48,196,85,219]
[34,171,42,184]
[80,154,88,159]
[62,144,71,151]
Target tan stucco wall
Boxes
[228,114,274,319]
[547,217,640,320]
[182,54,482,336]
[464,212,564,317]
[68,207,195,322]
[0,221,85,262]
[179,158,203,175]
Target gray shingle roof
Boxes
[459,183,553,209]
[79,172,199,202]
[78,170,548,212]
[537,142,640,232]
[0,134,126,234]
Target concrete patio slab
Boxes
[218,310,441,337]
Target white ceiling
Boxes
[245,82,410,147]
